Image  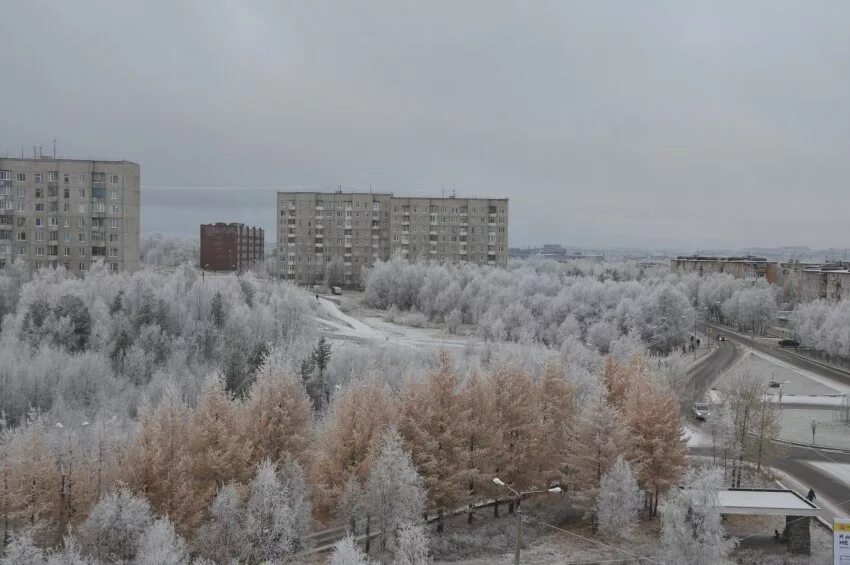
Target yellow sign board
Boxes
[836,518,850,564]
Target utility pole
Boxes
[493,478,561,565]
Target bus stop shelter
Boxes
[717,488,820,555]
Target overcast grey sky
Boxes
[2,1,849,249]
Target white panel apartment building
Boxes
[277,191,508,287]
[0,158,140,274]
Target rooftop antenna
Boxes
[39,146,43,159]
[53,139,56,159]
[33,145,36,159]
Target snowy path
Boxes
[313,297,480,350]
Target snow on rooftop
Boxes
[716,489,819,516]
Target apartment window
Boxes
[16,187,25,197]
[79,218,85,228]
[48,172,57,182]
[110,205,119,214]
[34,203,44,212]
[48,217,58,227]
[92,187,104,198]
[109,175,119,184]
[79,189,86,198]
[34,173,43,183]
[92,202,105,213]
[63,203,70,212]
[63,174,70,184]
[15,173,25,182]
[64,247,71,256]
[109,262,118,272]
[35,262,42,270]
[79,246,86,255]
[16,202,25,212]
[109,233,120,243]
[78,173,86,183]
[35,231,45,241]
[63,233,70,242]
[79,263,86,271]
[35,189,42,198]
[110,219,118,229]
[35,247,44,256]
[16,232,25,241]
[0,172,9,181]
[110,248,119,257]
[16,218,25,227]
[78,233,86,242]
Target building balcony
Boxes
[314,242,323,248]
[91,211,106,218]
[459,249,467,255]
[315,206,324,211]
[401,221,410,227]
[372,224,381,230]
[315,233,324,239]
[401,239,409,245]
[429,249,437,254]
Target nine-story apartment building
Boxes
[0,157,140,274]
[277,190,508,287]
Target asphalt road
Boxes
[688,323,850,524]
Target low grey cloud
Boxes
[3,1,850,249]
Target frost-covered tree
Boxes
[394,523,430,565]
[135,517,189,565]
[241,459,296,562]
[193,483,244,564]
[0,530,43,565]
[329,535,370,565]
[279,457,312,553]
[660,467,735,565]
[366,428,426,561]
[312,377,396,515]
[596,456,641,538]
[79,487,152,562]
[336,476,365,534]
[398,352,465,532]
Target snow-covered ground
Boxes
[313,296,483,350]
[683,424,710,447]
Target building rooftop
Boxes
[0,156,139,166]
[675,255,769,263]
[716,489,819,516]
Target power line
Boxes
[522,512,664,564]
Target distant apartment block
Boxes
[200,223,265,272]
[0,157,140,274]
[276,191,508,287]
[671,256,777,284]
[779,262,850,303]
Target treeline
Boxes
[363,256,778,353]
[1,353,687,562]
[0,261,314,427]
[791,298,850,360]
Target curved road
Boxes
[688,324,850,524]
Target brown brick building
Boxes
[200,223,264,272]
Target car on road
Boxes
[778,339,800,347]
[717,335,727,342]
[691,402,711,421]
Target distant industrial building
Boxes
[200,223,264,272]
[277,191,509,287]
[0,156,140,274]
[671,256,777,284]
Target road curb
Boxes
[776,347,850,378]
[769,436,850,455]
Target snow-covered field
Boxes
[314,295,484,350]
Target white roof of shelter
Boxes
[716,489,819,516]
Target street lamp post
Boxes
[55,421,88,546]
[493,477,561,565]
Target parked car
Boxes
[717,335,727,342]
[331,286,342,295]
[692,402,711,421]
[778,339,800,347]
